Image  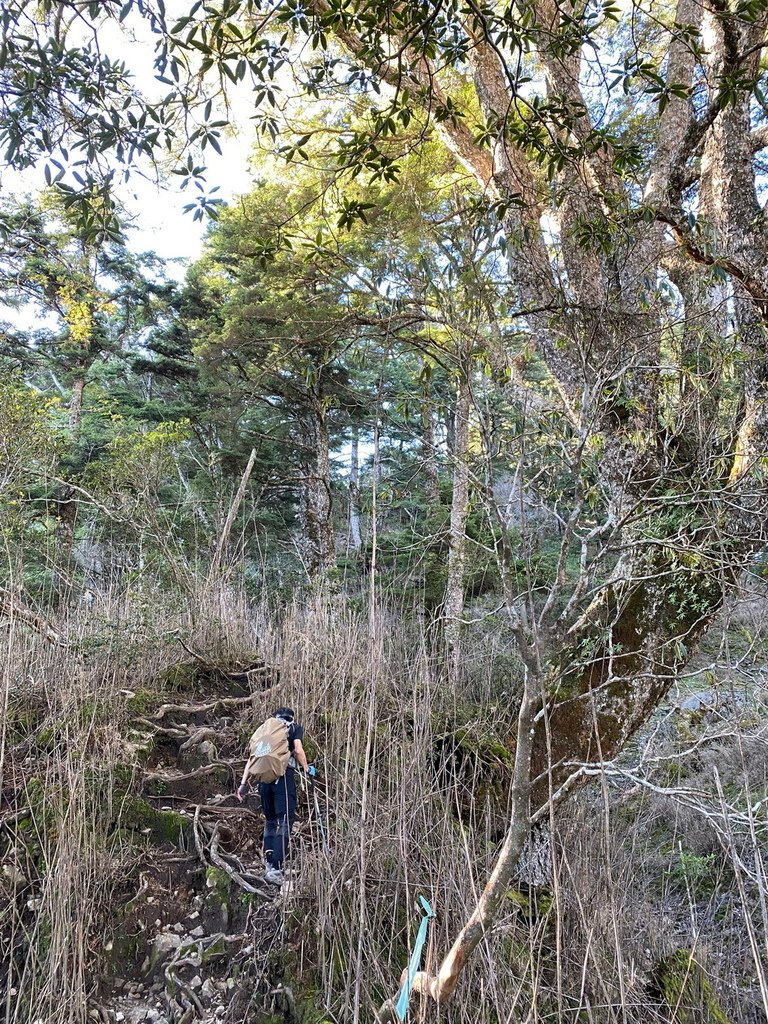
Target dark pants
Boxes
[258,769,297,869]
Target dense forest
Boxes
[1,1,768,1023]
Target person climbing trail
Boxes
[235,706,310,886]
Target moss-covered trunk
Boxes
[529,546,726,807]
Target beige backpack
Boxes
[245,717,291,784]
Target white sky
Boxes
[99,10,259,273]
[1,5,260,280]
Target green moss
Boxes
[126,688,162,715]
[155,660,199,693]
[111,763,136,799]
[205,866,232,913]
[505,887,553,920]
[119,796,189,846]
[655,950,732,1024]
[506,888,530,912]
[452,726,513,767]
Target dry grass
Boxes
[1,586,767,1024]
[1,614,136,1024]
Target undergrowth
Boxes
[1,585,767,1023]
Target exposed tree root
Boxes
[191,807,270,896]
[139,694,266,722]
[144,763,234,785]
[179,728,219,754]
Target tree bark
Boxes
[300,396,335,577]
[443,368,472,687]
[55,372,88,588]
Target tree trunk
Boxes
[420,374,446,627]
[300,397,335,577]
[208,448,257,583]
[68,376,85,435]
[529,547,729,807]
[55,373,87,593]
[348,428,362,553]
[444,369,472,687]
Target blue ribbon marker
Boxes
[394,896,436,1021]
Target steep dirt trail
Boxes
[98,660,323,1024]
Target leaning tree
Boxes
[3,0,768,1011]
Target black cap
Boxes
[274,707,295,722]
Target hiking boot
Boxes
[264,866,284,886]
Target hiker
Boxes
[235,706,310,886]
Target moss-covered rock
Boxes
[126,688,163,715]
[119,796,190,846]
[505,886,553,920]
[204,865,232,926]
[654,949,732,1023]
[205,866,231,899]
[433,720,515,827]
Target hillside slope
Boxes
[2,591,767,1024]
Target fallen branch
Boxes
[380,685,541,1012]
[176,637,210,665]
[207,448,257,582]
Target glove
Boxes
[307,765,317,778]
[236,782,249,801]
